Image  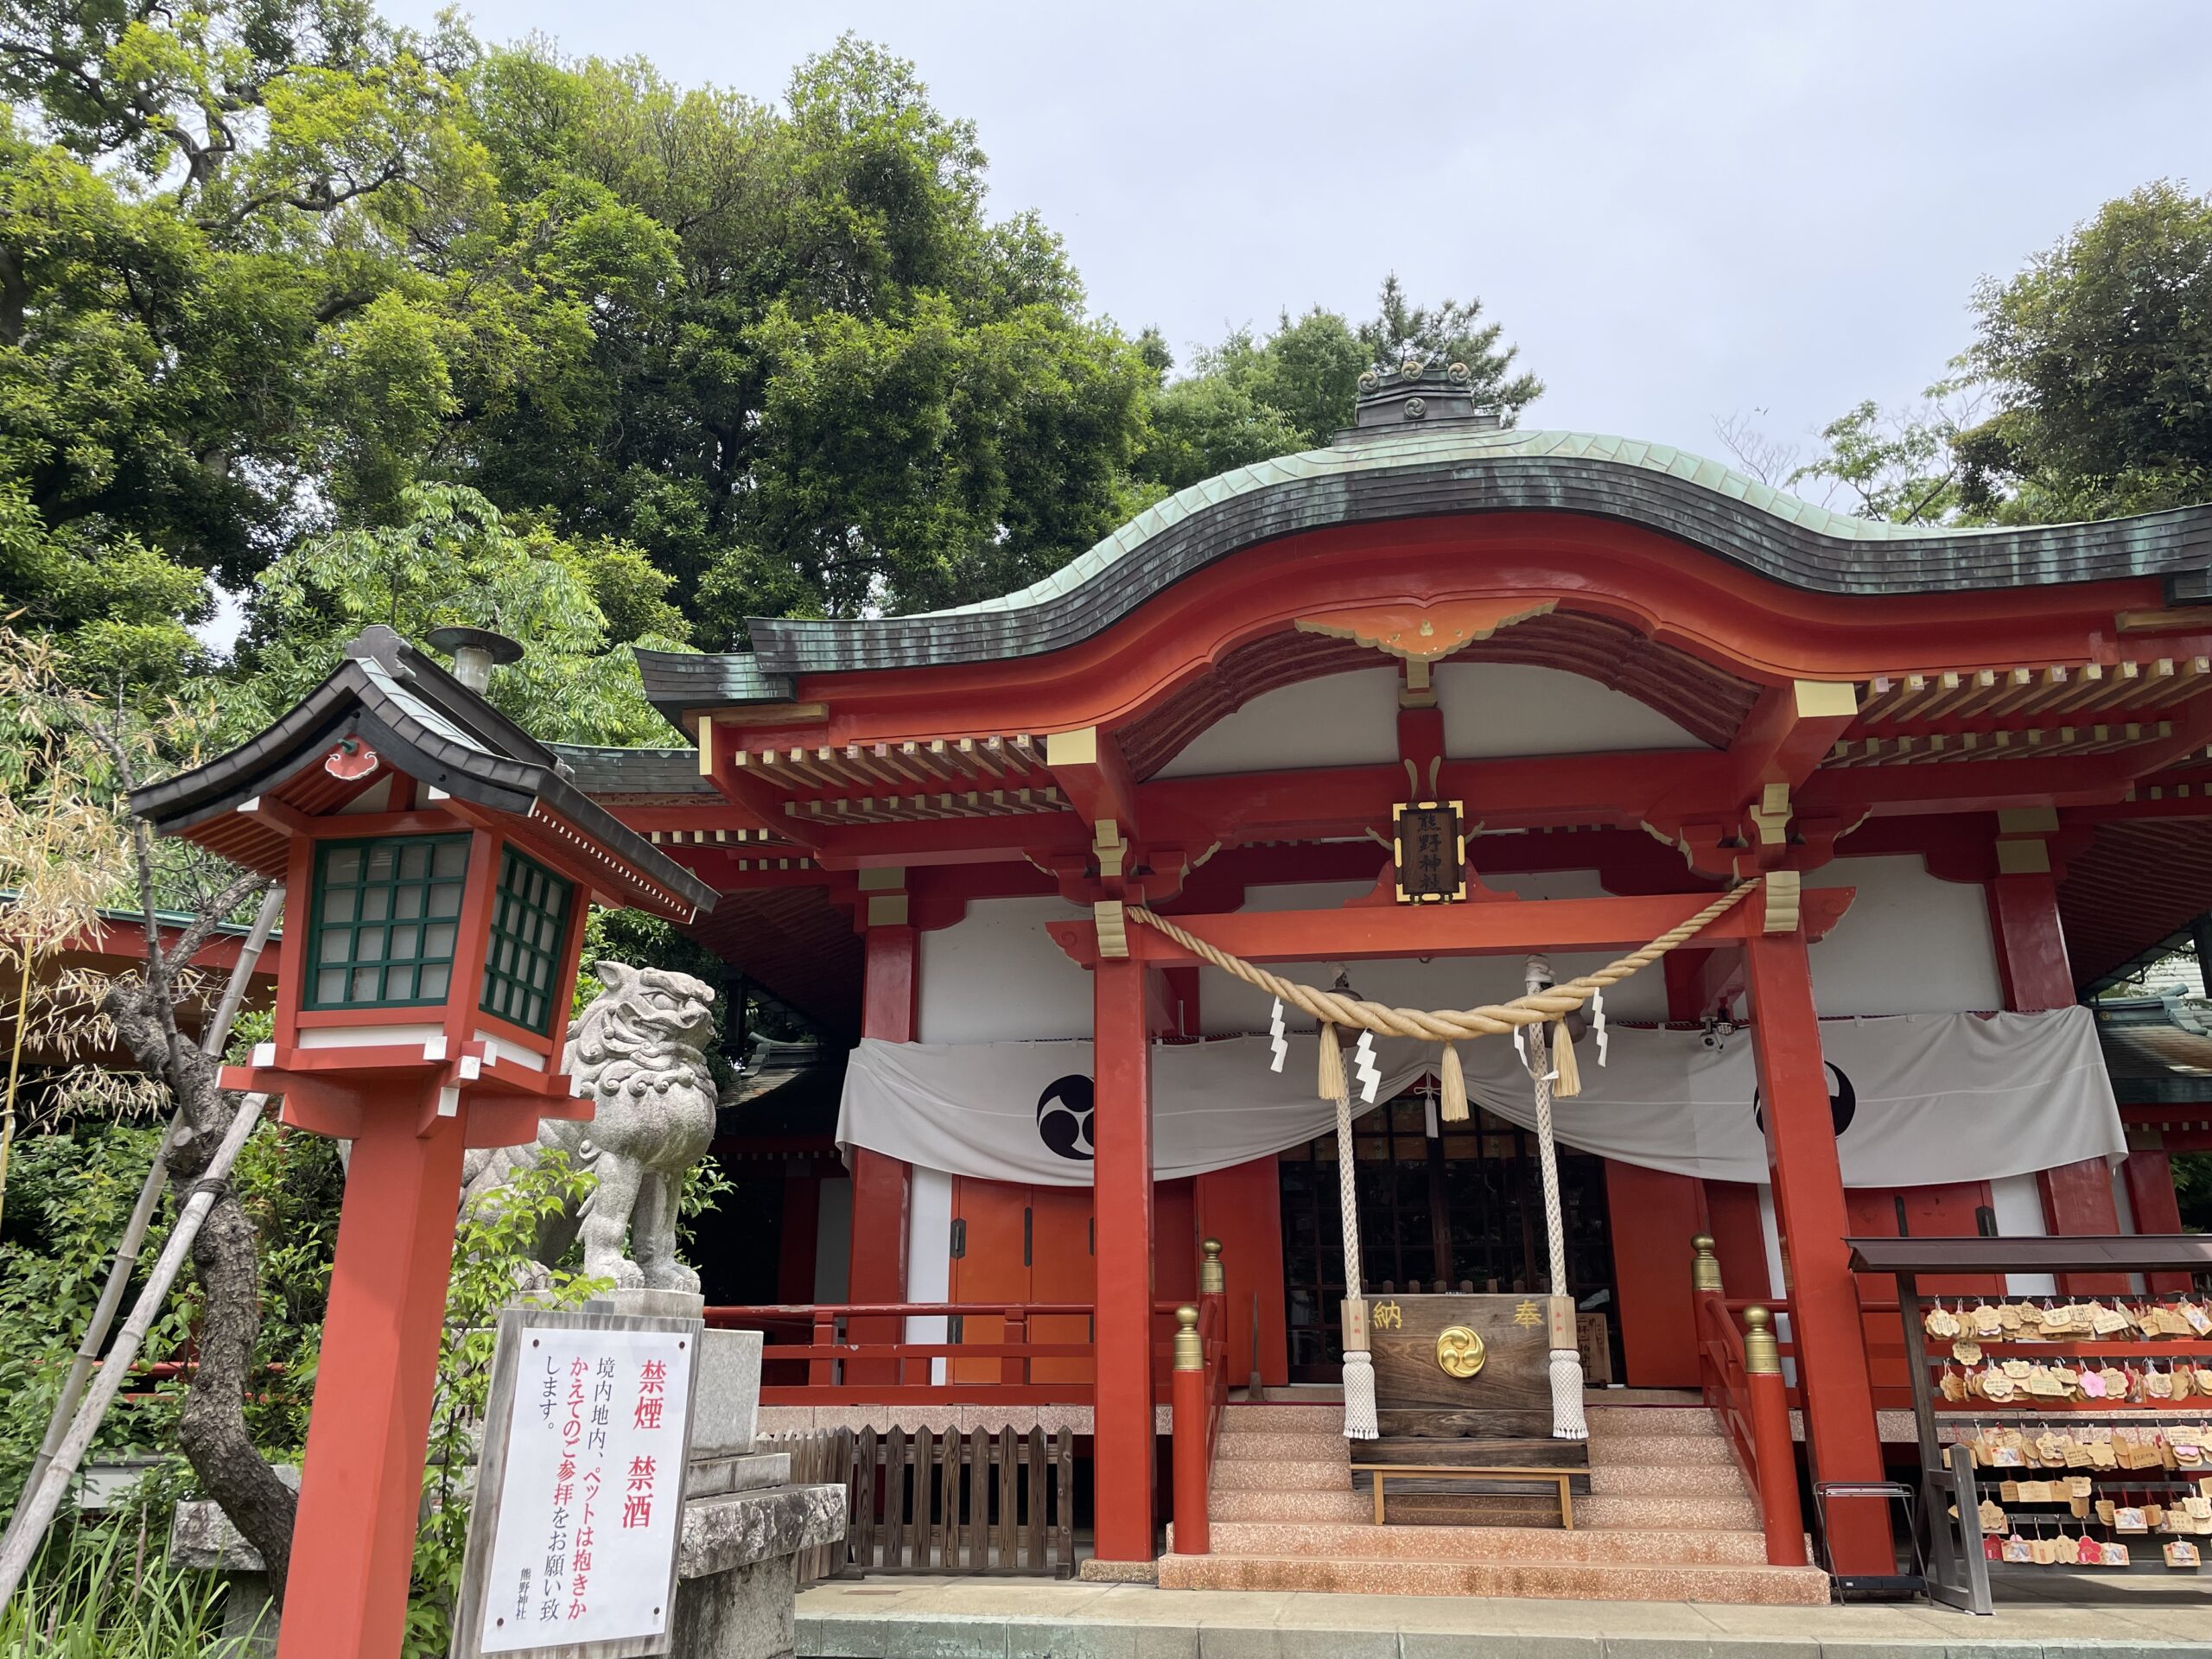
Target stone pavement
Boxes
[794,1574,2212,1658]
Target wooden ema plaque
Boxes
[1353,1294,1590,1527]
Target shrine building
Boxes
[552,362,2212,1592]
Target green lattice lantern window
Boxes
[308,836,472,1010]
[479,848,575,1035]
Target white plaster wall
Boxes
[1198,868,1671,1036]
[1155,667,1400,778]
[1154,663,1711,779]
[918,893,1094,1043]
[1802,855,2001,1016]
[905,1165,953,1382]
[1435,663,1710,757]
[1990,1173,2057,1297]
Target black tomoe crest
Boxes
[1036,1073,1096,1161]
[1751,1062,1856,1138]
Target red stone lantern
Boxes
[130,626,715,1659]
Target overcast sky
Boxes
[381,0,2207,467]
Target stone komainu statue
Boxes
[461,961,718,1290]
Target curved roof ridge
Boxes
[726,423,2212,680]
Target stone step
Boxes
[1584,1406,1728,1438]
[1154,1552,1830,1605]
[1205,1488,1373,1522]
[1585,1433,1736,1466]
[1203,1488,1763,1530]
[1213,1429,1350,1461]
[1177,1521,1773,1567]
[1217,1402,1346,1430]
[1577,1492,1764,1531]
[1211,1458,1353,1491]
[1586,1463,1750,1497]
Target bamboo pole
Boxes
[0,886,283,1567]
[0,1090,270,1608]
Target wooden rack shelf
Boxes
[1848,1233,2212,1612]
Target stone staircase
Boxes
[1159,1397,1829,1605]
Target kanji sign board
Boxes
[453,1308,702,1658]
[1392,799,1466,904]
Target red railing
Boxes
[1691,1239,1807,1567]
[1166,1241,1235,1556]
[704,1301,1096,1403]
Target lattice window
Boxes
[308,836,470,1010]
[478,846,574,1034]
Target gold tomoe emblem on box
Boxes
[1436,1325,1485,1378]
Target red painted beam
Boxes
[1046,888,1853,967]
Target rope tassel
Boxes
[1316,1020,1344,1103]
[1439,1041,1469,1122]
[1551,1019,1581,1098]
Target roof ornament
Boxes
[1347,355,1499,436]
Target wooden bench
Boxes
[1363,1464,1576,1529]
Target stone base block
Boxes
[587,1287,708,1320]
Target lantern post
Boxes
[130,626,715,1658]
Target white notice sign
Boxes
[456,1311,700,1657]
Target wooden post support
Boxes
[1745,931,1891,1576]
[276,1110,467,1659]
[1742,1306,1808,1568]
[849,921,918,1379]
[1171,1306,1210,1557]
[1092,955,1156,1560]
[1986,865,2127,1294]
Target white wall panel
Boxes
[1436,663,1709,757]
[1803,855,2000,1016]
[918,894,1093,1043]
[1154,668,1400,778]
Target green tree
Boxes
[0,0,493,688]
[1954,181,2212,522]
[1135,276,1542,494]
[456,36,1153,640]
[245,482,684,746]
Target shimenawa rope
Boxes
[1124,878,1759,1444]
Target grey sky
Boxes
[383,0,2209,468]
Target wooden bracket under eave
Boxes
[1760,869,1802,933]
[1094,899,1128,958]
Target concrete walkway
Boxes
[794,1575,2212,1658]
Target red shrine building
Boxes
[556,363,2212,1580]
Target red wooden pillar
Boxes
[2127,1147,2190,1292]
[778,1168,823,1303]
[1745,931,1891,1575]
[1987,865,2124,1290]
[850,919,918,1375]
[1092,954,1156,1560]
[277,1111,467,1659]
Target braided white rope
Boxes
[1526,955,1587,1440]
[1333,1065,1379,1440]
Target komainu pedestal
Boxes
[1355,1292,1591,1526]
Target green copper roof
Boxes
[628,409,2212,697]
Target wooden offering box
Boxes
[1355,1293,1589,1527]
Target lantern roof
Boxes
[130,626,717,921]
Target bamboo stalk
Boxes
[0,886,283,1567]
[0,1091,270,1610]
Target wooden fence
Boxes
[770,1427,857,1587]
[766,1425,1077,1580]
